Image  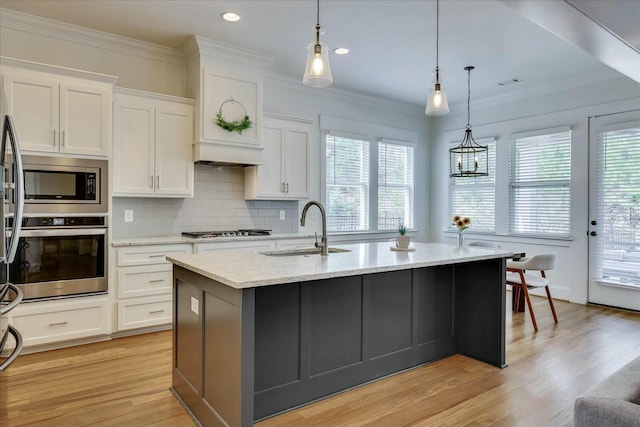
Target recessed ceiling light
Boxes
[333,47,350,55]
[221,12,240,22]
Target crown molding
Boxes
[114,87,194,104]
[1,56,118,85]
[0,8,185,65]
[263,71,425,118]
[182,35,270,68]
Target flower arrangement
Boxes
[398,224,407,235]
[452,215,471,247]
[452,215,471,231]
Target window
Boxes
[509,128,572,237]
[324,133,416,233]
[448,138,496,232]
[378,140,415,230]
[325,133,370,232]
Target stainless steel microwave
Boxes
[18,155,108,214]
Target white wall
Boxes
[429,74,640,303]
[0,9,186,97]
[0,8,430,242]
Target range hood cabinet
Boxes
[185,36,268,166]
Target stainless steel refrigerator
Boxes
[0,114,25,371]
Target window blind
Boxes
[378,140,415,230]
[325,134,370,232]
[509,129,571,237]
[449,138,496,232]
[591,118,640,286]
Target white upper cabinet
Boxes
[1,59,115,157]
[245,114,311,200]
[113,89,194,197]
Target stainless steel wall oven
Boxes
[3,216,108,300]
[1,155,109,301]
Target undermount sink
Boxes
[261,247,351,256]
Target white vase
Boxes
[396,235,411,249]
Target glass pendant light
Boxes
[449,66,488,177]
[425,0,449,116]
[303,0,333,88]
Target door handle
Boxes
[589,231,597,236]
[591,220,597,226]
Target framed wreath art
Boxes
[214,99,253,134]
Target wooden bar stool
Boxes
[506,253,558,331]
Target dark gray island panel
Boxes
[171,253,507,427]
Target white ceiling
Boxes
[1,0,637,109]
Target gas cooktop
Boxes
[182,229,271,239]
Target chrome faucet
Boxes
[300,200,328,256]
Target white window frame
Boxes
[509,126,572,238]
[377,138,416,231]
[448,137,496,233]
[320,116,417,235]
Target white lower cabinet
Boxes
[117,295,172,331]
[8,296,109,348]
[115,243,192,332]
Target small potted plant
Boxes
[396,224,410,249]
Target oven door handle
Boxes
[19,228,106,237]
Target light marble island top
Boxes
[167,241,512,289]
[111,232,316,247]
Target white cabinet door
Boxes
[113,91,194,198]
[113,95,155,195]
[245,115,311,200]
[2,74,59,153]
[60,83,110,156]
[155,102,194,197]
[2,73,111,156]
[284,127,309,198]
[258,125,286,198]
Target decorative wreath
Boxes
[214,99,253,134]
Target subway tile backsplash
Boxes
[112,164,298,239]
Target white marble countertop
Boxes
[167,242,513,289]
[111,232,315,247]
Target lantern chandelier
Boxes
[303,0,333,88]
[425,0,449,116]
[449,66,488,178]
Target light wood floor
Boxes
[2,296,639,427]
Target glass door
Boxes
[588,110,640,311]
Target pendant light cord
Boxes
[316,0,320,26]
[435,0,439,68]
[466,68,471,128]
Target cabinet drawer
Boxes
[117,244,191,267]
[118,264,172,298]
[195,240,275,254]
[9,297,108,347]
[118,296,172,331]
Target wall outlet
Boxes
[279,210,285,220]
[124,210,134,222]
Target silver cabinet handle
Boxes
[62,130,65,146]
[286,182,289,193]
[53,130,56,146]
[156,175,160,189]
[149,309,165,314]
[149,279,165,283]
[281,182,284,193]
[150,176,154,188]
[148,254,165,258]
[49,321,69,327]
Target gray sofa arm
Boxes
[575,397,640,427]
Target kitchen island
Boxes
[167,242,511,427]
